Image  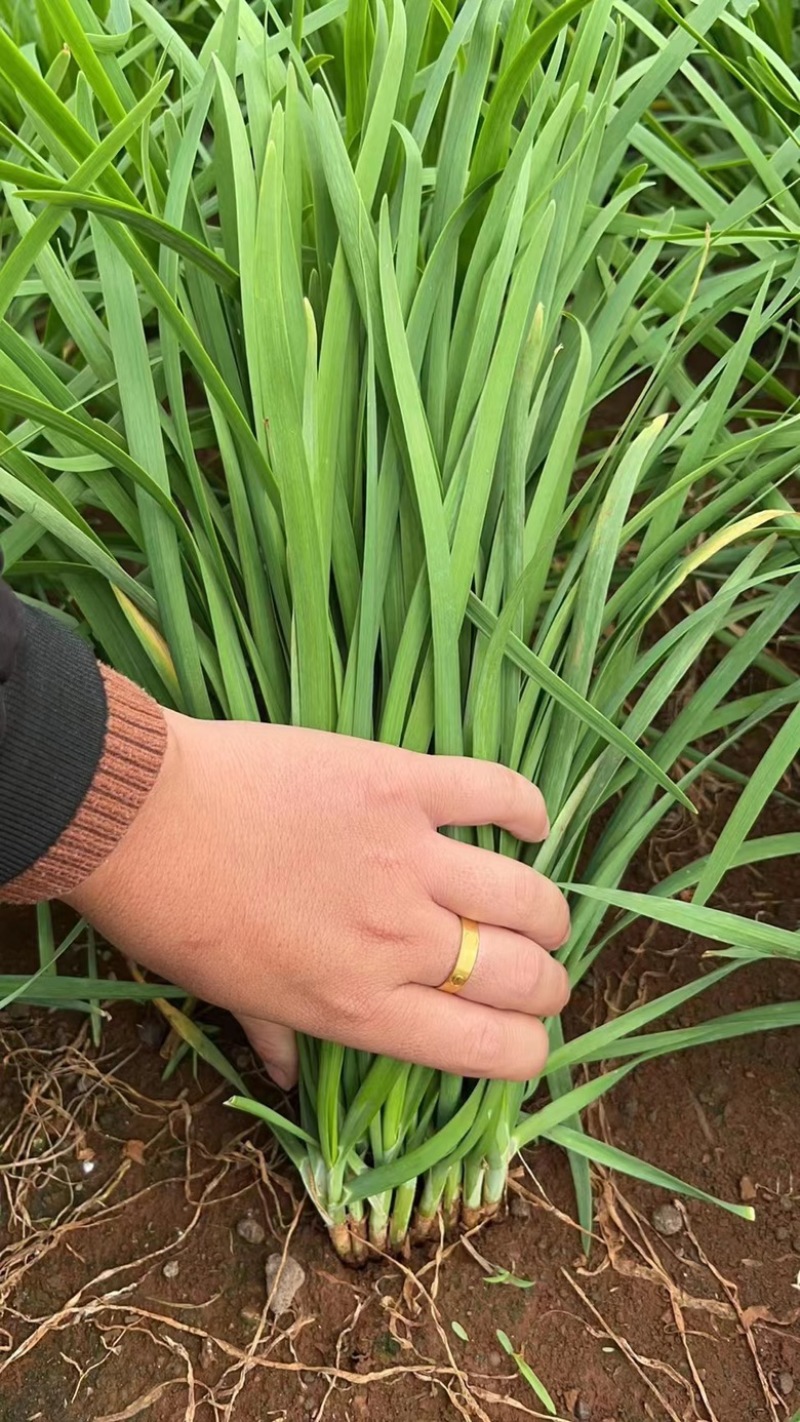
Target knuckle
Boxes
[333,982,379,1033]
[513,943,544,1002]
[499,766,546,821]
[497,763,526,807]
[355,909,403,954]
[512,863,537,919]
[466,1014,505,1075]
[363,842,406,882]
[363,749,415,818]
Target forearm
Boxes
[0,558,166,905]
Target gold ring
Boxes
[439,918,480,995]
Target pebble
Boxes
[574,1400,592,1421]
[651,1203,683,1237]
[739,1176,757,1204]
[137,1017,164,1052]
[266,1253,306,1316]
[303,1397,317,1414]
[775,1226,790,1242]
[779,1196,794,1213]
[509,1195,531,1221]
[236,1215,266,1245]
[488,1350,503,1369]
[779,1373,795,1396]
[162,1260,180,1279]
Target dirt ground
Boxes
[1,734,799,1422]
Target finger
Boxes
[415,918,570,1017]
[378,987,551,1081]
[237,1013,299,1091]
[417,757,549,841]
[428,838,570,949]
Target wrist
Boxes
[67,705,182,919]
[2,664,169,906]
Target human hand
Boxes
[68,714,570,1088]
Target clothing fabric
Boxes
[0,554,167,903]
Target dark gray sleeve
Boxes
[0,554,107,888]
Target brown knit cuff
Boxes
[1,667,167,905]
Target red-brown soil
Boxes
[0,735,798,1422]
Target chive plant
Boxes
[0,0,798,1259]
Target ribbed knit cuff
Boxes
[1,666,167,905]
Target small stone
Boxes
[137,1017,164,1052]
[574,1401,592,1422]
[779,1373,794,1396]
[509,1195,531,1220]
[488,1351,503,1369]
[739,1176,757,1204]
[236,1215,265,1245]
[780,1196,794,1213]
[162,1260,179,1279]
[775,1226,790,1242]
[266,1253,306,1316]
[303,1397,317,1414]
[651,1203,683,1237]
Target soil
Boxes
[0,729,799,1422]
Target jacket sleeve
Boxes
[0,555,167,905]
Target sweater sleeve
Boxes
[0,556,167,905]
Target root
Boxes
[461,1199,502,1231]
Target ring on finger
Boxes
[438,917,480,995]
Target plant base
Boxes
[329,1216,369,1266]
[330,1191,506,1262]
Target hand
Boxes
[68,714,570,1088]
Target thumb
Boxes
[236,1013,299,1091]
